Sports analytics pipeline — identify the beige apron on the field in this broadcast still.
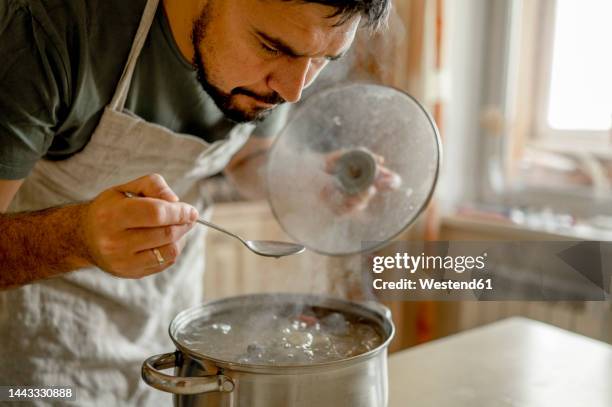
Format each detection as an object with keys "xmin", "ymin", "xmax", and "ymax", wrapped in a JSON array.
[{"xmin": 0, "ymin": 0, "xmax": 253, "ymax": 404}]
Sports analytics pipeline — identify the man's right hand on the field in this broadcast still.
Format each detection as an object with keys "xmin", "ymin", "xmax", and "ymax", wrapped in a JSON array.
[{"xmin": 81, "ymin": 174, "xmax": 199, "ymax": 279}]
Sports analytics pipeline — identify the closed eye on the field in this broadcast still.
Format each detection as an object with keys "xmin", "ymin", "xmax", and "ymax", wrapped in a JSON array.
[{"xmin": 260, "ymin": 42, "xmax": 281, "ymax": 56}]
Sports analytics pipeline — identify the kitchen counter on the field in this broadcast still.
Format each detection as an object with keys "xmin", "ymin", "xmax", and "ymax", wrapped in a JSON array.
[{"xmin": 388, "ymin": 317, "xmax": 612, "ymax": 407}]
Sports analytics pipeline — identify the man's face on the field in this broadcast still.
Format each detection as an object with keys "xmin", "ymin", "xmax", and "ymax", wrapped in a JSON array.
[{"xmin": 192, "ymin": 0, "xmax": 360, "ymax": 123}]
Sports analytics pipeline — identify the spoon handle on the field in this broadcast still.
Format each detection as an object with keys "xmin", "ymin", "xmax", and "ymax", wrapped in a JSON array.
[{"xmin": 196, "ymin": 218, "xmax": 246, "ymax": 245}]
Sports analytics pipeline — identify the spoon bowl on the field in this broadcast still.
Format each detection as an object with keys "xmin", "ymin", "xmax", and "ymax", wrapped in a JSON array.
[{"xmin": 244, "ymin": 240, "xmax": 306, "ymax": 258}]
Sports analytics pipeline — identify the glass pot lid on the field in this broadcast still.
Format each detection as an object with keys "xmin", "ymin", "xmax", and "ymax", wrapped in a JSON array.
[{"xmin": 266, "ymin": 83, "xmax": 442, "ymax": 255}]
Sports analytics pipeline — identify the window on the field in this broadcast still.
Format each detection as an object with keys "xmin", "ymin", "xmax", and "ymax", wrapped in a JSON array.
[
  {"xmin": 532, "ymin": 0, "xmax": 612, "ymax": 156},
  {"xmin": 546, "ymin": 0, "xmax": 612, "ymax": 132},
  {"xmin": 479, "ymin": 0, "xmax": 612, "ymax": 212}
]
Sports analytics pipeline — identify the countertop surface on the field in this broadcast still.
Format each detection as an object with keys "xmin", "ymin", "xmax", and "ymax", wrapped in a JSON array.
[{"xmin": 388, "ymin": 317, "xmax": 612, "ymax": 407}]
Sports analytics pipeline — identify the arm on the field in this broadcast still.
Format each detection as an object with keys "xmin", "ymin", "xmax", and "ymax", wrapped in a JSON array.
[
  {"xmin": 224, "ymin": 102, "xmax": 291, "ymax": 200},
  {"xmin": 0, "ymin": 179, "xmax": 22, "ymax": 212},
  {"xmin": 0, "ymin": 174, "xmax": 199, "ymax": 290},
  {"xmin": 0, "ymin": 180, "xmax": 92, "ymax": 288},
  {"xmin": 224, "ymin": 136, "xmax": 274, "ymax": 200}
]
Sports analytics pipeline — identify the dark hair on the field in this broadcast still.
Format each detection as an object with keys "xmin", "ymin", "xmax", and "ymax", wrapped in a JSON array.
[{"xmin": 284, "ymin": 0, "xmax": 391, "ymax": 30}]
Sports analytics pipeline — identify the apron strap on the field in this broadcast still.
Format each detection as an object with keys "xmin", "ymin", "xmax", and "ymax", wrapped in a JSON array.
[{"xmin": 109, "ymin": 0, "xmax": 160, "ymax": 111}]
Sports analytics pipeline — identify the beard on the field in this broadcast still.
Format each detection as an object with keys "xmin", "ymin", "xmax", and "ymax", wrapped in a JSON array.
[{"xmin": 190, "ymin": 6, "xmax": 285, "ymax": 123}]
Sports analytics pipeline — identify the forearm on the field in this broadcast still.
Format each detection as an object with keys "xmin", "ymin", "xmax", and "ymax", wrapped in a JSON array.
[
  {"xmin": 224, "ymin": 151, "xmax": 269, "ymax": 200},
  {"xmin": 0, "ymin": 203, "xmax": 93, "ymax": 290},
  {"xmin": 224, "ymin": 137, "xmax": 273, "ymax": 200}
]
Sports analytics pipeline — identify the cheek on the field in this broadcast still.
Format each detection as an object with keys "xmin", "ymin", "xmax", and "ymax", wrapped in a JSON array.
[{"xmin": 205, "ymin": 34, "xmax": 272, "ymax": 90}]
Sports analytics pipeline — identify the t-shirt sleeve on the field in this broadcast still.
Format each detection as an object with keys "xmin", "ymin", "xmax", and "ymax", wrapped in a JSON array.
[
  {"xmin": 0, "ymin": 3, "xmax": 67, "ymax": 179},
  {"xmin": 251, "ymin": 103, "xmax": 290, "ymax": 139}
]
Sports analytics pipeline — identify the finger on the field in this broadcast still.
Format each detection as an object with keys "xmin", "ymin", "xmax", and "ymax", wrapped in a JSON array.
[
  {"xmin": 341, "ymin": 185, "xmax": 376, "ymax": 212},
  {"xmin": 119, "ymin": 198, "xmax": 199, "ymax": 228},
  {"xmin": 124, "ymin": 223, "xmax": 195, "ymax": 252},
  {"xmin": 324, "ymin": 150, "xmax": 345, "ymax": 173},
  {"xmin": 135, "ymin": 242, "xmax": 181, "ymax": 271},
  {"xmin": 115, "ymin": 173, "xmax": 179, "ymax": 202},
  {"xmin": 125, "ymin": 256, "xmax": 175, "ymax": 279},
  {"xmin": 374, "ymin": 167, "xmax": 402, "ymax": 191},
  {"xmin": 320, "ymin": 183, "xmax": 376, "ymax": 216},
  {"xmin": 373, "ymin": 153, "xmax": 385, "ymax": 165}
]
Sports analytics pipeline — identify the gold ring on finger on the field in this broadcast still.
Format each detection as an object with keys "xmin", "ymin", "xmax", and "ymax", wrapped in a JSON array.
[{"xmin": 152, "ymin": 248, "xmax": 165, "ymax": 266}]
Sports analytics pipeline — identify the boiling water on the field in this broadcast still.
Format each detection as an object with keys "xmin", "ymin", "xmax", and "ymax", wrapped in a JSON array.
[{"xmin": 175, "ymin": 305, "xmax": 384, "ymax": 366}]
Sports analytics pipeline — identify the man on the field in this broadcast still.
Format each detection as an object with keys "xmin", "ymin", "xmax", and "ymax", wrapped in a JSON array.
[{"xmin": 0, "ymin": 0, "xmax": 390, "ymax": 404}]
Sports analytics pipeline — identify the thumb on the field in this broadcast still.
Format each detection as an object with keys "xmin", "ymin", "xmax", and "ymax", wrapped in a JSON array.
[{"xmin": 116, "ymin": 173, "xmax": 179, "ymax": 202}]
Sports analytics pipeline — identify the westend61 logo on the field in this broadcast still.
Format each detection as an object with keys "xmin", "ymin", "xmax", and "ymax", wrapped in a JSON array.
[{"xmin": 372, "ymin": 252, "xmax": 488, "ymax": 274}]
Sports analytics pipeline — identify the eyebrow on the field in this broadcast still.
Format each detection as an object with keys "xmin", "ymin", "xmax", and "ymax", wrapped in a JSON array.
[{"xmin": 255, "ymin": 30, "xmax": 346, "ymax": 61}]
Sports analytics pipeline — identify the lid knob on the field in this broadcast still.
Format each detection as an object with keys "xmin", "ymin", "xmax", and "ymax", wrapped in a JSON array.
[{"xmin": 333, "ymin": 149, "xmax": 378, "ymax": 195}]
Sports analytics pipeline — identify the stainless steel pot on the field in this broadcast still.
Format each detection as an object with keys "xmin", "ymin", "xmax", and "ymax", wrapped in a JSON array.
[{"xmin": 142, "ymin": 293, "xmax": 395, "ymax": 406}]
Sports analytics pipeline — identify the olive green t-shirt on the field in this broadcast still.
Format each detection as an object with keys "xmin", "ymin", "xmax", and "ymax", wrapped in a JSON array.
[{"xmin": 0, "ymin": 0, "xmax": 287, "ymax": 180}]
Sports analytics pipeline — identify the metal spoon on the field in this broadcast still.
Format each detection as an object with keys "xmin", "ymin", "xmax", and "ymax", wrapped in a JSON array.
[{"xmin": 196, "ymin": 218, "xmax": 305, "ymax": 258}]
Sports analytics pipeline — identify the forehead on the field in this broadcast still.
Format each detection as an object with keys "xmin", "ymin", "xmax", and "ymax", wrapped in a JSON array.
[{"xmin": 239, "ymin": 0, "xmax": 361, "ymax": 55}]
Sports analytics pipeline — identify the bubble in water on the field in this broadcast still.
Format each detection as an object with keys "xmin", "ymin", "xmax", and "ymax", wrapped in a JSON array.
[
  {"xmin": 321, "ymin": 313, "xmax": 349, "ymax": 335},
  {"xmin": 312, "ymin": 333, "xmax": 332, "ymax": 349},
  {"xmin": 332, "ymin": 337, "xmax": 358, "ymax": 357},
  {"xmin": 211, "ymin": 323, "xmax": 232, "ymax": 334},
  {"xmin": 284, "ymin": 331, "xmax": 313, "ymax": 348},
  {"xmin": 247, "ymin": 343, "xmax": 265, "ymax": 356},
  {"xmin": 355, "ymin": 323, "xmax": 376, "ymax": 338}
]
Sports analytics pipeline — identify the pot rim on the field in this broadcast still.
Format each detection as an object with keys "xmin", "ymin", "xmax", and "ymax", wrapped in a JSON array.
[{"xmin": 168, "ymin": 293, "xmax": 395, "ymax": 374}]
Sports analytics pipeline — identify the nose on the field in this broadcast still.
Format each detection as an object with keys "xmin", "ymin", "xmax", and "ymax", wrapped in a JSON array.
[{"xmin": 267, "ymin": 58, "xmax": 312, "ymax": 103}]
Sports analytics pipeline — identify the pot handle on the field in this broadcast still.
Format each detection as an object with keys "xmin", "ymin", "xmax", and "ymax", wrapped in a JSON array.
[{"xmin": 142, "ymin": 352, "xmax": 235, "ymax": 395}]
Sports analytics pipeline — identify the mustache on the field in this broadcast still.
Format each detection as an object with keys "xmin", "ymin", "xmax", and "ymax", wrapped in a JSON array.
[{"xmin": 230, "ymin": 87, "xmax": 286, "ymax": 105}]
